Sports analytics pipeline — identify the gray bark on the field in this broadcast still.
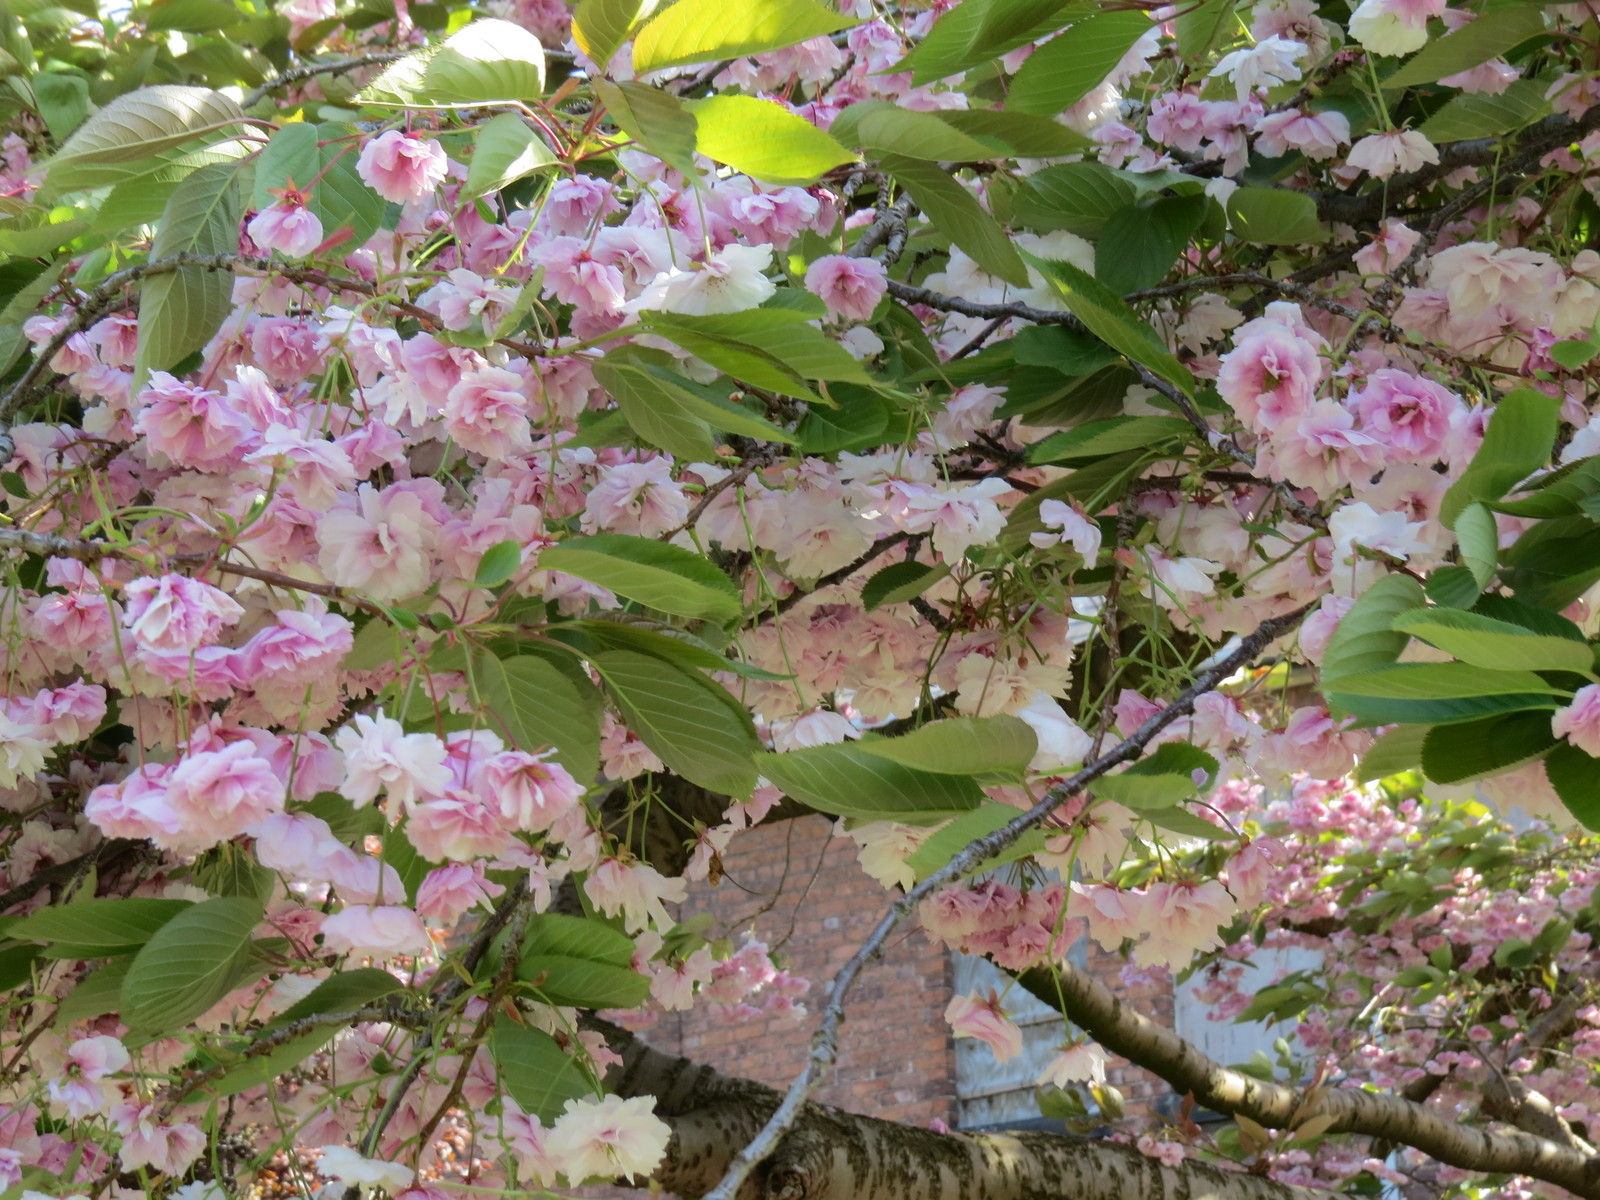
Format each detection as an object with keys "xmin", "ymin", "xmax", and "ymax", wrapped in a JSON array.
[{"xmin": 597, "ymin": 1020, "xmax": 1337, "ymax": 1200}]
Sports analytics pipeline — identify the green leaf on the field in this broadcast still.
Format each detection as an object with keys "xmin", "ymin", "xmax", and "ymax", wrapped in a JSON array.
[
  {"xmin": 1093, "ymin": 742, "xmax": 1219, "ymax": 810},
  {"xmin": 512, "ymin": 916, "xmax": 652, "ymax": 1003},
  {"xmin": 1419, "ymin": 77, "xmax": 1550, "ymax": 143},
  {"xmin": 1547, "ymin": 743, "xmax": 1600, "ymax": 830},
  {"xmin": 32, "ymin": 72, "xmax": 89, "ymax": 140},
  {"xmin": 474, "ymin": 653, "xmax": 603, "ymax": 784},
  {"xmin": 1225, "ymin": 188, "xmax": 1327, "ymax": 245},
  {"xmin": 120, "ymin": 896, "xmax": 262, "ymax": 1031},
  {"xmin": 146, "ymin": 0, "xmax": 243, "ymax": 30},
  {"xmin": 522, "ymin": 913, "xmax": 635, "ymax": 965},
  {"xmin": 1142, "ymin": 805, "xmax": 1234, "ymax": 841},
  {"xmin": 1492, "ymin": 456, "xmax": 1600, "ymax": 519},
  {"xmin": 1421, "ymin": 710, "xmax": 1556, "ymax": 785},
  {"xmin": 1174, "ymin": 0, "xmax": 1239, "ymax": 60},
  {"xmin": 1018, "ymin": 253, "xmax": 1193, "ymax": 394},
  {"xmin": 938, "ymin": 109, "xmax": 1091, "ymax": 158},
  {"xmin": 1011, "ymin": 324, "xmax": 1121, "ymax": 375},
  {"xmin": 312, "ymin": 131, "xmax": 389, "ymax": 248},
  {"xmin": 574, "ymin": 0, "xmax": 650, "ymax": 69},
  {"xmin": 1007, "ymin": 11, "xmax": 1153, "ymax": 116},
  {"xmin": 570, "ymin": 616, "xmax": 793, "ymax": 680},
  {"xmin": 1014, "ymin": 161, "xmax": 1137, "ymax": 237},
  {"xmin": 632, "ymin": 0, "xmax": 854, "ymax": 73},
  {"xmin": 422, "ymin": 19, "xmax": 546, "ymax": 104},
  {"xmin": 685, "ymin": 94, "xmax": 855, "ymax": 186},
  {"xmin": 465, "ymin": 111, "xmax": 557, "ymax": 199},
  {"xmin": 854, "ymin": 716, "xmax": 1037, "ymax": 778},
  {"xmin": 251, "ymin": 121, "xmax": 319, "ymax": 210},
  {"xmin": 904, "ymin": 801, "xmax": 1022, "ymax": 878},
  {"xmin": 264, "ymin": 967, "xmax": 407, "ymax": 1032},
  {"xmin": 192, "ymin": 843, "xmax": 276, "ymax": 904},
  {"xmin": 882, "ymin": 153, "xmax": 1030, "ymax": 287},
  {"xmin": 1325, "ymin": 690, "xmax": 1562, "ymax": 728},
  {"xmin": 757, "ymin": 743, "xmax": 985, "ymax": 823},
  {"xmin": 44, "ymin": 84, "xmax": 244, "ymax": 179},
  {"xmin": 10, "ymin": 898, "xmax": 192, "ymax": 956},
  {"xmin": 1426, "ymin": 564, "xmax": 1481, "ymax": 609},
  {"xmin": 594, "ymin": 80, "xmax": 698, "ymax": 177},
  {"xmin": 55, "ymin": 960, "xmax": 132, "ymax": 1025},
  {"xmin": 1355, "ymin": 725, "xmax": 1428, "ymax": 782},
  {"xmin": 1384, "ymin": 7, "xmax": 1546, "ymax": 88},
  {"xmin": 895, "ymin": 0, "xmax": 1080, "ymax": 84},
  {"xmin": 1027, "ymin": 416, "xmax": 1192, "ymax": 464},
  {"xmin": 1441, "ymin": 388, "xmax": 1561, "ymax": 527},
  {"xmin": 1550, "ymin": 339, "xmax": 1599, "ymax": 370},
  {"xmin": 1456, "ymin": 501, "xmax": 1499, "ymax": 590},
  {"xmin": 1320, "ymin": 573, "xmax": 1427, "ymax": 684},
  {"xmin": 794, "ymin": 383, "xmax": 891, "ymax": 450},
  {"xmin": 833, "ymin": 102, "xmax": 998, "ymax": 162},
  {"xmin": 1391, "ymin": 607, "xmax": 1595, "ymax": 673},
  {"xmin": 474, "ymin": 539, "xmax": 524, "ymax": 588},
  {"xmin": 517, "ymin": 950, "xmax": 650, "ymax": 1008},
  {"xmin": 492, "ymin": 1017, "xmax": 598, "ymax": 1122},
  {"xmin": 593, "ymin": 650, "xmax": 761, "ymax": 796},
  {"xmin": 1500, "ymin": 515, "xmax": 1600, "ymax": 611},
  {"xmin": 0, "ymin": 258, "xmax": 68, "ymax": 376},
  {"xmin": 593, "ymin": 360, "xmax": 718, "ymax": 461},
  {"xmin": 1095, "ymin": 194, "xmax": 1207, "ymax": 294},
  {"xmin": 1323, "ymin": 662, "xmax": 1569, "ymax": 700},
  {"xmin": 134, "ymin": 157, "xmax": 245, "ymax": 385},
  {"xmin": 642, "ymin": 317, "xmax": 865, "ymax": 388},
  {"xmin": 861, "ymin": 560, "xmax": 948, "ymax": 610},
  {"xmin": 539, "ymin": 534, "xmax": 741, "ymax": 622}
]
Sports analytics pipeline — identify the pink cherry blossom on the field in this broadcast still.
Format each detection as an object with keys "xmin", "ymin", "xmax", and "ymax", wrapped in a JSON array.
[
  {"xmin": 319, "ymin": 904, "xmax": 433, "ymax": 959},
  {"xmin": 585, "ymin": 857, "xmax": 689, "ymax": 932},
  {"xmin": 162, "ymin": 741, "xmax": 286, "ymax": 852},
  {"xmin": 944, "ymin": 990, "xmax": 1024, "ymax": 1062},
  {"xmin": 479, "ymin": 750, "xmax": 583, "ymax": 832},
  {"xmin": 248, "ymin": 199, "xmax": 324, "ymax": 258},
  {"xmin": 415, "ymin": 862, "xmax": 505, "ymax": 925},
  {"xmin": 442, "ymin": 367, "xmax": 534, "ymax": 460},
  {"xmin": 111, "ymin": 1103, "xmax": 206, "ymax": 1175},
  {"xmin": 581, "ymin": 458, "xmax": 690, "ymax": 537},
  {"xmin": 1347, "ymin": 129, "xmax": 1440, "ymax": 179},
  {"xmin": 804, "ymin": 255, "xmax": 888, "ymax": 323},
  {"xmin": 121, "ymin": 574, "xmax": 245, "ymax": 652},
  {"xmin": 1216, "ymin": 321, "xmax": 1323, "ymax": 432},
  {"xmin": 133, "ymin": 372, "xmax": 256, "ymax": 467},
  {"xmin": 545, "ymin": 1094, "xmax": 671, "ymax": 1183},
  {"xmin": 356, "ymin": 131, "xmax": 449, "ymax": 204},
  {"xmin": 334, "ymin": 712, "xmax": 452, "ymax": 811},
  {"xmin": 316, "ymin": 482, "xmax": 441, "ymax": 602},
  {"xmin": 1553, "ymin": 685, "xmax": 1600, "ymax": 757}
]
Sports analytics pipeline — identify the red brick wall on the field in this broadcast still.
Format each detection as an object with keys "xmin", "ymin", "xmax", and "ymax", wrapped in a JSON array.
[
  {"xmin": 566, "ymin": 813, "xmax": 1185, "ymax": 1197},
  {"xmin": 647, "ymin": 813, "xmax": 960, "ymax": 1128}
]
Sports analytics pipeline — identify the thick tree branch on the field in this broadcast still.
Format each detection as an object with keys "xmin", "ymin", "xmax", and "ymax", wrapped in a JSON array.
[
  {"xmin": 597, "ymin": 1018, "xmax": 1336, "ymax": 1200},
  {"xmin": 1013, "ymin": 958, "xmax": 1600, "ymax": 1199},
  {"xmin": 703, "ymin": 602, "xmax": 1315, "ymax": 1200}
]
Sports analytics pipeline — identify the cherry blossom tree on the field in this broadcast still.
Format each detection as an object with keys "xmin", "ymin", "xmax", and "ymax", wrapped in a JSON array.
[{"xmin": 2, "ymin": 0, "xmax": 1600, "ymax": 1197}]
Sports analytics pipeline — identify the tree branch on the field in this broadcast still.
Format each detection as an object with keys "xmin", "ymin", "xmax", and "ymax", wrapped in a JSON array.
[
  {"xmin": 1310, "ymin": 105, "xmax": 1600, "ymax": 227},
  {"xmin": 242, "ymin": 52, "xmax": 410, "ymax": 107},
  {"xmin": 597, "ymin": 1018, "xmax": 1338, "ymax": 1200},
  {"xmin": 1012, "ymin": 958, "xmax": 1600, "ymax": 1199},
  {"xmin": 702, "ymin": 601, "xmax": 1315, "ymax": 1200}
]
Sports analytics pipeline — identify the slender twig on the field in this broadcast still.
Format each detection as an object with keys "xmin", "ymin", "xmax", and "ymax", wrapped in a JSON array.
[
  {"xmin": 243, "ymin": 52, "xmax": 410, "ymax": 107},
  {"xmin": 700, "ymin": 600, "xmax": 1316, "ymax": 1200}
]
